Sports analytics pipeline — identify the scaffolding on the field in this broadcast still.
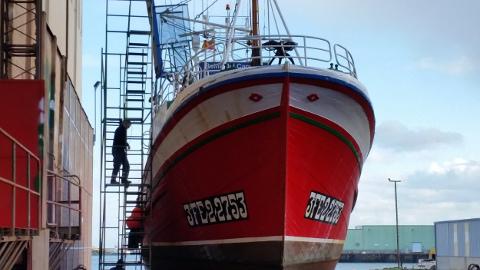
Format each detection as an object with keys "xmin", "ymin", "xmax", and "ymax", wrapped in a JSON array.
[
  {"xmin": 0, "ymin": 0, "xmax": 41, "ymax": 79},
  {"xmin": 98, "ymin": 0, "xmax": 153, "ymax": 269}
]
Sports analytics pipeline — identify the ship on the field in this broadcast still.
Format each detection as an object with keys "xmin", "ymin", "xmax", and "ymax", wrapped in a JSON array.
[{"xmin": 140, "ymin": 1, "xmax": 375, "ymax": 269}]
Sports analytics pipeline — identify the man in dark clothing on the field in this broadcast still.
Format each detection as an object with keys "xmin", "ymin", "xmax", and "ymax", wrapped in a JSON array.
[{"xmin": 111, "ymin": 119, "xmax": 132, "ymax": 185}]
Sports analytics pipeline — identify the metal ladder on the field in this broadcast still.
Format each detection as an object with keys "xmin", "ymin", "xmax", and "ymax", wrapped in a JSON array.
[{"xmin": 98, "ymin": 0, "xmax": 153, "ymax": 269}]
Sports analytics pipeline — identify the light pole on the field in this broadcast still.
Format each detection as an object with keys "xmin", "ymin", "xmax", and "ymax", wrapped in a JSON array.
[
  {"xmin": 388, "ymin": 178, "xmax": 402, "ymax": 269},
  {"xmin": 93, "ymin": 81, "xmax": 101, "ymax": 144}
]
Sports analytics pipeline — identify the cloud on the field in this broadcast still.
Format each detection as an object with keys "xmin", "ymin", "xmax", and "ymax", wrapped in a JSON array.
[
  {"xmin": 428, "ymin": 158, "xmax": 480, "ymax": 176},
  {"xmin": 375, "ymin": 121, "xmax": 463, "ymax": 152},
  {"xmin": 400, "ymin": 159, "xmax": 480, "ymax": 221},
  {"xmin": 350, "ymin": 158, "xmax": 480, "ymax": 226},
  {"xmin": 415, "ymin": 56, "xmax": 475, "ymax": 76},
  {"xmin": 283, "ymin": 1, "xmax": 480, "ymax": 75}
]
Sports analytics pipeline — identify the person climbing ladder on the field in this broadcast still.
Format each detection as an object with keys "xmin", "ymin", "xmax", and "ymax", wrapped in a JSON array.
[{"xmin": 111, "ymin": 119, "xmax": 132, "ymax": 186}]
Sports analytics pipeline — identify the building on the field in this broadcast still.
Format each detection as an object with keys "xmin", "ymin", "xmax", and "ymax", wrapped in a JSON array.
[
  {"xmin": 0, "ymin": 1, "xmax": 92, "ymax": 270},
  {"xmin": 435, "ymin": 218, "xmax": 480, "ymax": 270},
  {"xmin": 341, "ymin": 225, "xmax": 435, "ymax": 262}
]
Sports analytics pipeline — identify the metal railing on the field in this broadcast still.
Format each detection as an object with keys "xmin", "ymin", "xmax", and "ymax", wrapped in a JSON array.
[
  {"xmin": 0, "ymin": 127, "xmax": 41, "ymax": 237},
  {"xmin": 46, "ymin": 170, "xmax": 82, "ymax": 240},
  {"xmin": 334, "ymin": 43, "xmax": 357, "ymax": 78},
  {"xmin": 156, "ymin": 34, "xmax": 358, "ymax": 108},
  {"xmin": 230, "ymin": 35, "xmax": 333, "ymax": 68}
]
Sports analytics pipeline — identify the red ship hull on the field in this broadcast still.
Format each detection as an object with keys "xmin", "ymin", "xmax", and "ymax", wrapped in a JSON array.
[{"xmin": 143, "ymin": 67, "xmax": 375, "ymax": 269}]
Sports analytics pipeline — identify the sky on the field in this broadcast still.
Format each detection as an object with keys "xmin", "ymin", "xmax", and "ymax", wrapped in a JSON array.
[{"xmin": 82, "ymin": 0, "xmax": 480, "ymax": 246}]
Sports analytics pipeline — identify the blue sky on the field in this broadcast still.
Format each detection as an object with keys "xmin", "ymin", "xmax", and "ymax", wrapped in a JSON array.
[{"xmin": 82, "ymin": 0, "xmax": 480, "ymax": 246}]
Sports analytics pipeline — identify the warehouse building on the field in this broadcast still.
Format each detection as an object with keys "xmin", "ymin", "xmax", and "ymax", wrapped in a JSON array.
[
  {"xmin": 435, "ymin": 218, "xmax": 480, "ymax": 270},
  {"xmin": 341, "ymin": 225, "xmax": 435, "ymax": 262}
]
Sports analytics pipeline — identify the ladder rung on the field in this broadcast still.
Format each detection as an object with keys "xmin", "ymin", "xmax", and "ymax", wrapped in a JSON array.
[
  {"xmin": 126, "ymin": 192, "xmax": 148, "ymax": 195},
  {"xmin": 106, "ymin": 138, "xmax": 142, "ymax": 142},
  {"xmin": 125, "ymin": 252, "xmax": 143, "ymax": 255},
  {"xmin": 118, "ymin": 153, "xmax": 144, "ymax": 156},
  {"xmin": 129, "ymin": 42, "xmax": 149, "ymax": 47},
  {"xmin": 102, "ymin": 261, "xmax": 143, "ymax": 266},
  {"xmin": 125, "ymin": 209, "xmax": 147, "ymax": 214},
  {"xmin": 125, "ymin": 67, "xmax": 145, "ymax": 71},
  {"xmin": 104, "ymin": 118, "xmax": 122, "ymax": 123},
  {"xmin": 105, "ymin": 160, "xmax": 145, "ymax": 164},
  {"xmin": 127, "ymin": 184, "xmax": 151, "ymax": 188},
  {"xmin": 100, "ymin": 190, "xmax": 129, "ymax": 194},
  {"xmin": 105, "ymin": 183, "xmax": 129, "ymax": 187},
  {"xmin": 119, "ymin": 228, "xmax": 147, "ymax": 232},
  {"xmin": 127, "ymin": 52, "xmax": 148, "ymax": 56},
  {"xmin": 104, "ymin": 117, "xmax": 143, "ymax": 124},
  {"xmin": 128, "ymin": 61, "xmax": 147, "ymax": 65},
  {"xmin": 124, "ymin": 107, "xmax": 144, "ymax": 111},
  {"xmin": 128, "ymin": 136, "xmax": 146, "ymax": 139},
  {"xmin": 126, "ymin": 89, "xmax": 144, "ymax": 94},
  {"xmin": 125, "ymin": 92, "xmax": 145, "ymax": 96},
  {"xmin": 126, "ymin": 200, "xmax": 148, "ymax": 204},
  {"xmin": 127, "ymin": 71, "xmax": 147, "ymax": 75},
  {"xmin": 127, "ymin": 117, "xmax": 144, "ymax": 123},
  {"xmin": 105, "ymin": 169, "xmax": 146, "ymax": 172},
  {"xmin": 128, "ymin": 30, "xmax": 150, "ymax": 35},
  {"xmin": 122, "ymin": 79, "xmax": 147, "ymax": 83}
]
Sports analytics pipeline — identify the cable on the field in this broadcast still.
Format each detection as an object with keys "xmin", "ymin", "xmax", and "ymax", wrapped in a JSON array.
[
  {"xmin": 195, "ymin": 0, "xmax": 219, "ymax": 20},
  {"xmin": 269, "ymin": 0, "xmax": 280, "ymax": 35}
]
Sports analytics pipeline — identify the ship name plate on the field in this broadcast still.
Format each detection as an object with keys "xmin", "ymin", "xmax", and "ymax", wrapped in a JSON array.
[
  {"xmin": 304, "ymin": 191, "xmax": 344, "ymax": 225},
  {"xmin": 183, "ymin": 191, "xmax": 248, "ymax": 227}
]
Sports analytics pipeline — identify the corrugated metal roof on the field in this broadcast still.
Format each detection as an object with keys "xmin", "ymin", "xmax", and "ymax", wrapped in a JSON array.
[{"xmin": 435, "ymin": 217, "xmax": 480, "ymax": 225}]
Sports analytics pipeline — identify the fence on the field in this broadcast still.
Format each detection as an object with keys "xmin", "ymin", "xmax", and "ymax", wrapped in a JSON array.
[
  {"xmin": 0, "ymin": 127, "xmax": 41, "ymax": 236},
  {"xmin": 46, "ymin": 170, "xmax": 82, "ymax": 240}
]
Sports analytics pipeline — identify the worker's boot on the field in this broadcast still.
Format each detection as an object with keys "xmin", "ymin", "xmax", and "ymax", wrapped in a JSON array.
[
  {"xmin": 121, "ymin": 173, "xmax": 131, "ymax": 186},
  {"xmin": 110, "ymin": 174, "xmax": 120, "ymax": 185}
]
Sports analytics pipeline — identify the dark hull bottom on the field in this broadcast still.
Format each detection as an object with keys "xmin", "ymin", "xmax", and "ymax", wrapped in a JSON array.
[
  {"xmin": 145, "ymin": 260, "xmax": 338, "ymax": 270},
  {"xmin": 144, "ymin": 241, "xmax": 342, "ymax": 270}
]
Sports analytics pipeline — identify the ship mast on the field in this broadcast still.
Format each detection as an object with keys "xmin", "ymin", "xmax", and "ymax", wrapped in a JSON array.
[{"xmin": 251, "ymin": 0, "xmax": 261, "ymax": 66}]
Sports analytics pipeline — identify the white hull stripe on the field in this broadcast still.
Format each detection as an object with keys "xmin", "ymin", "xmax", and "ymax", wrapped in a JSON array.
[
  {"xmin": 152, "ymin": 85, "xmax": 371, "ymax": 185},
  {"xmin": 284, "ymin": 236, "xmax": 344, "ymax": 244},
  {"xmin": 150, "ymin": 236, "xmax": 344, "ymax": 246},
  {"xmin": 290, "ymin": 83, "xmax": 371, "ymax": 158},
  {"xmin": 151, "ymin": 84, "xmax": 282, "ymax": 181}
]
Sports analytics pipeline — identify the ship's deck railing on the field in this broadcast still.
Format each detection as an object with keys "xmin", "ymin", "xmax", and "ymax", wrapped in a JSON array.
[
  {"xmin": 46, "ymin": 171, "xmax": 82, "ymax": 240},
  {"xmin": 0, "ymin": 127, "xmax": 41, "ymax": 238},
  {"xmin": 156, "ymin": 34, "xmax": 357, "ymax": 107}
]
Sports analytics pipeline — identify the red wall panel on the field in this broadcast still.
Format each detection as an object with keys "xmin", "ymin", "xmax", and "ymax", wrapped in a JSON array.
[{"xmin": 0, "ymin": 80, "xmax": 44, "ymax": 229}]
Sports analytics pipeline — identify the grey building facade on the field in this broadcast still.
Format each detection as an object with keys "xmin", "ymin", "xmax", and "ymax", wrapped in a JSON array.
[{"xmin": 435, "ymin": 218, "xmax": 480, "ymax": 270}]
